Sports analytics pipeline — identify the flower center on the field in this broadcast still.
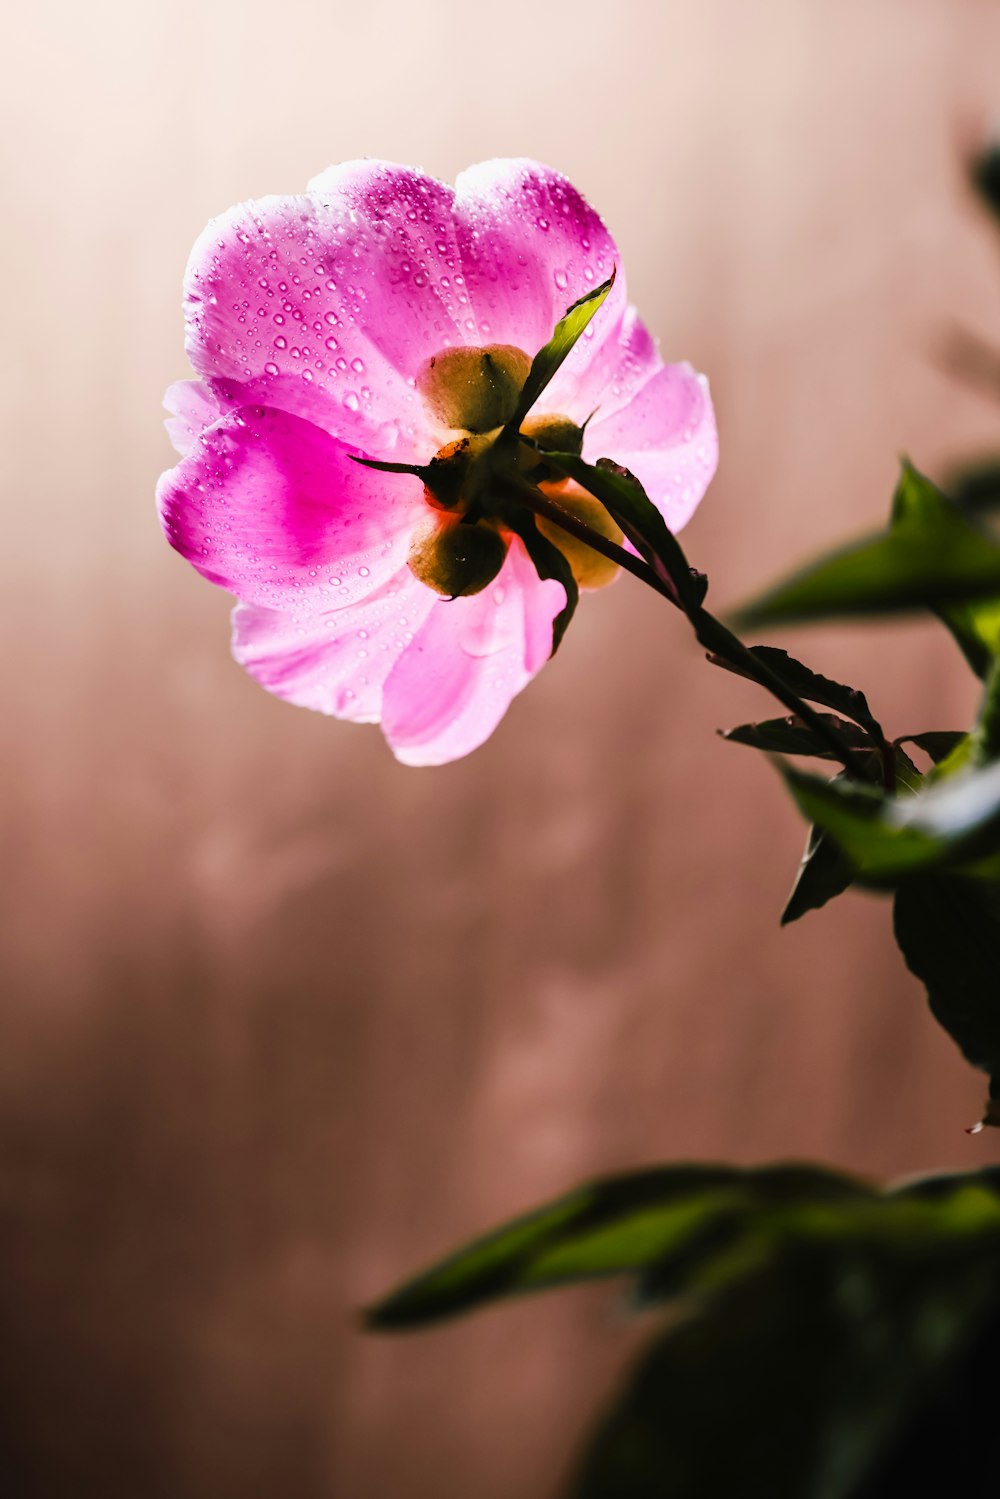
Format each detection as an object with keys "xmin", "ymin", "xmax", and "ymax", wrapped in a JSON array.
[{"xmin": 407, "ymin": 342, "xmax": 621, "ymax": 597}]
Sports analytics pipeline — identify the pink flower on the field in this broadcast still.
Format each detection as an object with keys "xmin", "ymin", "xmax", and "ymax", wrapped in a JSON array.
[{"xmin": 157, "ymin": 160, "xmax": 717, "ymax": 765}]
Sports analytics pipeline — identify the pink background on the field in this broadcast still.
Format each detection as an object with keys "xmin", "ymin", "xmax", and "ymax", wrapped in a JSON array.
[{"xmin": 4, "ymin": 1, "xmax": 1000, "ymax": 1494}]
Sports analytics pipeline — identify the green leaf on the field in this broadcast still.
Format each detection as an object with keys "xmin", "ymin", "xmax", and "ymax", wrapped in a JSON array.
[
  {"xmin": 782, "ymin": 758, "xmax": 1000, "ymax": 882},
  {"xmin": 365, "ymin": 1163, "xmax": 871, "ymax": 1329},
  {"xmin": 510, "ymin": 272, "xmax": 616, "ymax": 429},
  {"xmin": 949, "ymin": 459, "xmax": 1000, "ymax": 514},
  {"xmin": 571, "ymin": 1227, "xmax": 1000, "ymax": 1499},
  {"xmin": 721, "ymin": 714, "xmax": 873, "ymax": 759},
  {"xmin": 894, "ymin": 874, "xmax": 1000, "ymax": 1087},
  {"xmin": 970, "ymin": 656, "xmax": 1000, "ymax": 766},
  {"xmin": 780, "ymin": 748, "xmax": 921, "ymax": 924},
  {"xmin": 735, "ymin": 462, "xmax": 1000, "ymax": 631},
  {"xmin": 537, "ymin": 450, "xmax": 702, "ymax": 607},
  {"xmin": 505, "ymin": 511, "xmax": 578, "ymax": 654},
  {"xmin": 709, "ymin": 646, "xmax": 883, "ymax": 740},
  {"xmin": 972, "ymin": 144, "xmax": 1000, "ymax": 223},
  {"xmin": 895, "ymin": 464, "xmax": 1000, "ymax": 675},
  {"xmin": 896, "ymin": 731, "xmax": 969, "ymax": 767},
  {"xmin": 782, "ymin": 820, "xmax": 856, "ymax": 925},
  {"xmin": 369, "ymin": 1160, "xmax": 1000, "ymax": 1497}
]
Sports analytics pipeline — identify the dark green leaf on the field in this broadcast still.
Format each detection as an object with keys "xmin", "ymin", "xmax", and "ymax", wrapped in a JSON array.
[
  {"xmin": 779, "ymin": 747, "xmax": 921, "ymax": 924},
  {"xmin": 896, "ymin": 731, "xmax": 969, "ymax": 766},
  {"xmin": 782, "ymin": 758, "xmax": 1000, "ymax": 882},
  {"xmin": 735, "ymin": 462, "xmax": 1000, "ymax": 630},
  {"xmin": 894, "ymin": 874, "xmax": 1000, "ymax": 1084},
  {"xmin": 538, "ymin": 450, "xmax": 700, "ymax": 607},
  {"xmin": 505, "ymin": 511, "xmax": 578, "ymax": 654},
  {"xmin": 721, "ymin": 714, "xmax": 872, "ymax": 759},
  {"xmin": 782, "ymin": 823, "xmax": 856, "ymax": 925},
  {"xmin": 510, "ymin": 273, "xmax": 616, "ymax": 428},
  {"xmin": 971, "ymin": 657, "xmax": 1000, "ymax": 766},
  {"xmin": 949, "ymin": 459, "xmax": 1000, "ymax": 514},
  {"xmin": 571, "ymin": 1230, "xmax": 1000, "ymax": 1499},
  {"xmin": 709, "ymin": 646, "xmax": 882, "ymax": 739},
  {"xmin": 366, "ymin": 1164, "xmax": 871, "ymax": 1329},
  {"xmin": 971, "ymin": 144, "xmax": 1000, "ymax": 223}
]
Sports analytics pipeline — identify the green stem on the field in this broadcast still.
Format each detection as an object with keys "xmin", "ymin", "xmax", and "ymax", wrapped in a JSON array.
[
  {"xmin": 507, "ymin": 482, "xmax": 679, "ymax": 603},
  {"xmin": 525, "ymin": 482, "xmax": 872, "ymax": 780}
]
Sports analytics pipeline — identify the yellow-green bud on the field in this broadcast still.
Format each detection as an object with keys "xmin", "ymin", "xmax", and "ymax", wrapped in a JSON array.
[
  {"xmin": 418, "ymin": 344, "xmax": 532, "ymax": 433},
  {"xmin": 408, "ymin": 515, "xmax": 509, "ymax": 596},
  {"xmin": 519, "ymin": 412, "xmax": 584, "ymax": 456},
  {"xmin": 536, "ymin": 485, "xmax": 624, "ymax": 590}
]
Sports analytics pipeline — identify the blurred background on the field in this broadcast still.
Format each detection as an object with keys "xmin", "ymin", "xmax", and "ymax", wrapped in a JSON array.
[{"xmin": 4, "ymin": 0, "xmax": 1000, "ymax": 1494}]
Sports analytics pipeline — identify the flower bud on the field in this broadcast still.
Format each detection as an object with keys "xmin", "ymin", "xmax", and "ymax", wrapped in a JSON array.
[
  {"xmin": 519, "ymin": 412, "xmax": 584, "ymax": 456},
  {"xmin": 408, "ymin": 514, "xmax": 509, "ymax": 596},
  {"xmin": 418, "ymin": 344, "xmax": 532, "ymax": 433},
  {"xmin": 536, "ymin": 484, "xmax": 624, "ymax": 590}
]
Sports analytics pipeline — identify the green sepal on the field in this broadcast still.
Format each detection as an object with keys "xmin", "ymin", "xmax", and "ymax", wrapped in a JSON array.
[
  {"xmin": 510, "ymin": 271, "xmax": 616, "ymax": 429},
  {"xmin": 537, "ymin": 450, "xmax": 703, "ymax": 607},
  {"xmin": 505, "ymin": 509, "xmax": 578, "ymax": 655}
]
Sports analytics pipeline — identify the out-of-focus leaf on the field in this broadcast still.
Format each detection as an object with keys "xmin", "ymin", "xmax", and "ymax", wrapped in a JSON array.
[
  {"xmin": 782, "ymin": 759, "xmax": 1000, "ymax": 882},
  {"xmin": 370, "ymin": 1162, "xmax": 1000, "ymax": 1496},
  {"xmin": 709, "ymin": 646, "xmax": 882, "ymax": 740},
  {"xmin": 720, "ymin": 714, "xmax": 872, "ymax": 759},
  {"xmin": 571, "ymin": 1223, "xmax": 1000, "ymax": 1499},
  {"xmin": 510, "ymin": 273, "xmax": 616, "ymax": 428},
  {"xmin": 949, "ymin": 459, "xmax": 1000, "ymax": 514},
  {"xmin": 970, "ymin": 657, "xmax": 1000, "ymax": 766},
  {"xmin": 366, "ymin": 1164, "xmax": 871, "ymax": 1329},
  {"xmin": 735, "ymin": 462, "xmax": 1000, "ymax": 631},
  {"xmin": 894, "ymin": 874, "xmax": 1000, "ymax": 1093},
  {"xmin": 971, "ymin": 144, "xmax": 1000, "ymax": 223}
]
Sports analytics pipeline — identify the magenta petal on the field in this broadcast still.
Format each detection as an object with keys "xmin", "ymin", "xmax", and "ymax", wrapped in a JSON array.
[
  {"xmin": 232, "ymin": 566, "xmax": 435, "ymax": 723},
  {"xmin": 381, "ymin": 540, "xmax": 565, "ymax": 766},
  {"xmin": 156, "ymin": 406, "xmax": 424, "ymax": 611},
  {"xmin": 454, "ymin": 160, "xmax": 627, "ymax": 399},
  {"xmin": 183, "ymin": 163, "xmax": 478, "ymax": 450},
  {"xmin": 585, "ymin": 362, "xmax": 718, "ymax": 533}
]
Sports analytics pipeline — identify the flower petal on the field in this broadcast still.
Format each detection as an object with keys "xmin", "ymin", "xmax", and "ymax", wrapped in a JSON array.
[
  {"xmin": 231, "ymin": 566, "xmax": 435, "ymax": 723},
  {"xmin": 381, "ymin": 538, "xmax": 566, "ymax": 766},
  {"xmin": 164, "ymin": 379, "xmax": 223, "ymax": 455},
  {"xmin": 183, "ymin": 163, "xmax": 479, "ymax": 452},
  {"xmin": 453, "ymin": 159, "xmax": 627, "ymax": 406},
  {"xmin": 156, "ymin": 405, "xmax": 424, "ymax": 611},
  {"xmin": 585, "ymin": 362, "xmax": 719, "ymax": 533}
]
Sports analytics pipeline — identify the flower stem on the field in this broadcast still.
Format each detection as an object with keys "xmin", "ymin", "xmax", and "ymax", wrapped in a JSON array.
[
  {"xmin": 523, "ymin": 480, "xmax": 872, "ymax": 780},
  {"xmin": 509, "ymin": 483, "xmax": 679, "ymax": 603}
]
